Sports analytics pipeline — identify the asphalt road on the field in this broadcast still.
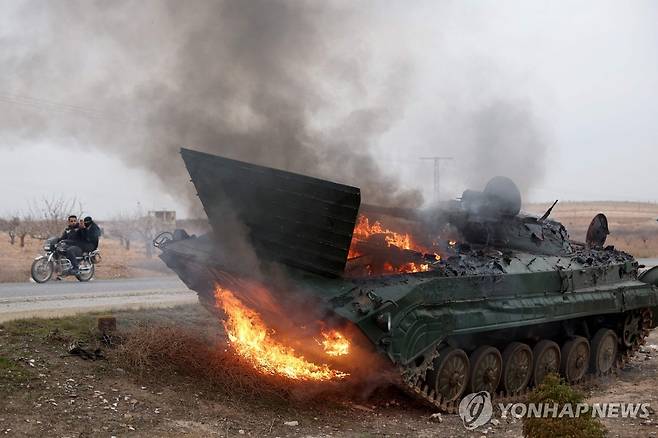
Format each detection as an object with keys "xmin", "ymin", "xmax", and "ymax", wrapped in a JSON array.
[
  {"xmin": 640, "ymin": 258, "xmax": 658, "ymax": 268},
  {"xmin": 0, "ymin": 276, "xmax": 197, "ymax": 322},
  {"xmin": 1, "ymin": 258, "xmax": 655, "ymax": 324}
]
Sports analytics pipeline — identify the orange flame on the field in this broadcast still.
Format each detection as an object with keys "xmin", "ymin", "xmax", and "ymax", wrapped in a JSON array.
[
  {"xmin": 214, "ymin": 287, "xmax": 348, "ymax": 381},
  {"xmin": 407, "ymin": 262, "xmax": 430, "ymax": 273},
  {"xmin": 349, "ymin": 216, "xmax": 425, "ymax": 258},
  {"xmin": 321, "ymin": 330, "xmax": 350, "ymax": 356},
  {"xmin": 383, "ymin": 262, "xmax": 430, "ymax": 273}
]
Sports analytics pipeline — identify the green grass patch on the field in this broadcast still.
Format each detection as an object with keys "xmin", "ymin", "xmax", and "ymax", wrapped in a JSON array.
[
  {"xmin": 1, "ymin": 305, "xmax": 212, "ymax": 343},
  {"xmin": 0, "ymin": 356, "xmax": 32, "ymax": 384},
  {"xmin": 522, "ymin": 373, "xmax": 606, "ymax": 438},
  {"xmin": 3, "ymin": 314, "xmax": 98, "ymax": 342}
]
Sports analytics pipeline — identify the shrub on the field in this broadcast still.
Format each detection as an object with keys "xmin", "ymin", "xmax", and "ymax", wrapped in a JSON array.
[{"xmin": 522, "ymin": 373, "xmax": 605, "ymax": 438}]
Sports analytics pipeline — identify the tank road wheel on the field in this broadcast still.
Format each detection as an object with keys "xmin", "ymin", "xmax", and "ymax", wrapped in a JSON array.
[
  {"xmin": 427, "ymin": 347, "xmax": 470, "ymax": 403},
  {"xmin": 532, "ymin": 340, "xmax": 561, "ymax": 386},
  {"xmin": 641, "ymin": 308, "xmax": 653, "ymax": 337},
  {"xmin": 468, "ymin": 346, "xmax": 502, "ymax": 394},
  {"xmin": 500, "ymin": 342, "xmax": 533, "ymax": 394},
  {"xmin": 560, "ymin": 336, "xmax": 590, "ymax": 383},
  {"xmin": 622, "ymin": 311, "xmax": 642, "ymax": 348},
  {"xmin": 589, "ymin": 329, "xmax": 618, "ymax": 375}
]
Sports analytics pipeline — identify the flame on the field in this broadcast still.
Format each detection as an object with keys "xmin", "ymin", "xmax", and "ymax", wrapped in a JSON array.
[
  {"xmin": 321, "ymin": 330, "xmax": 350, "ymax": 356},
  {"xmin": 382, "ymin": 262, "xmax": 430, "ymax": 274},
  {"xmin": 349, "ymin": 215, "xmax": 424, "ymax": 257},
  {"xmin": 214, "ymin": 287, "xmax": 348, "ymax": 381},
  {"xmin": 410, "ymin": 263, "xmax": 430, "ymax": 272}
]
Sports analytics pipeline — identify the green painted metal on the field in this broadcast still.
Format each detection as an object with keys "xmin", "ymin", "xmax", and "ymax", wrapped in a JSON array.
[
  {"xmin": 325, "ymin": 265, "xmax": 657, "ymax": 365},
  {"xmin": 181, "ymin": 148, "xmax": 360, "ymax": 277},
  {"xmin": 158, "ymin": 150, "xmax": 658, "ymax": 371}
]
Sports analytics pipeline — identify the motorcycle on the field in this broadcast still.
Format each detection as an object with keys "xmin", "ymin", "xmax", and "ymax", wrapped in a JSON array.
[{"xmin": 30, "ymin": 237, "xmax": 101, "ymax": 283}]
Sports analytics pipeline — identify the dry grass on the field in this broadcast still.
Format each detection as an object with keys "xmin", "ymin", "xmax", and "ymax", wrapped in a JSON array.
[
  {"xmin": 113, "ymin": 323, "xmax": 362, "ymax": 407},
  {"xmin": 1, "ymin": 305, "xmax": 368, "ymax": 407},
  {"xmin": 0, "ymin": 232, "xmax": 45, "ymax": 282},
  {"xmin": 115, "ymin": 324, "xmax": 291, "ymax": 400},
  {"xmin": 0, "ymin": 231, "xmax": 170, "ymax": 282},
  {"xmin": 525, "ymin": 201, "xmax": 658, "ymax": 257}
]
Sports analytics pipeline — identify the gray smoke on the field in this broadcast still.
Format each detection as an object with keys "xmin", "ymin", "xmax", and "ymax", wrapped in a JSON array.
[
  {"xmin": 0, "ymin": 0, "xmax": 423, "ymax": 213},
  {"xmin": 382, "ymin": 95, "xmax": 549, "ymax": 204},
  {"xmin": 464, "ymin": 99, "xmax": 547, "ymax": 195},
  {"xmin": 0, "ymin": 1, "xmax": 555, "ymax": 216}
]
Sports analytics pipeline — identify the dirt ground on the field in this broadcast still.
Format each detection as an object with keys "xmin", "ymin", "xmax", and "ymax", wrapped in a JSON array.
[
  {"xmin": 1, "ymin": 304, "xmax": 658, "ymax": 438},
  {"xmin": 0, "ymin": 232, "xmax": 170, "ymax": 283}
]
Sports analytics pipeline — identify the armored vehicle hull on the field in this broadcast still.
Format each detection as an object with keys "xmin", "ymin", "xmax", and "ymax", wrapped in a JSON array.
[{"xmin": 158, "ymin": 148, "xmax": 658, "ymax": 409}]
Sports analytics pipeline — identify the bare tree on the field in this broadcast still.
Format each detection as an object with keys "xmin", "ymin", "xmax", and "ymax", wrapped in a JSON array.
[
  {"xmin": 1, "ymin": 217, "xmax": 20, "ymax": 245},
  {"xmin": 105, "ymin": 208, "xmax": 172, "ymax": 257},
  {"xmin": 103, "ymin": 205, "xmax": 176, "ymax": 258},
  {"xmin": 0, "ymin": 214, "xmax": 35, "ymax": 247},
  {"xmin": 1, "ymin": 197, "xmax": 83, "ymax": 247},
  {"xmin": 27, "ymin": 196, "xmax": 84, "ymax": 240},
  {"xmin": 14, "ymin": 215, "xmax": 33, "ymax": 247},
  {"xmin": 132, "ymin": 213, "xmax": 161, "ymax": 258},
  {"xmin": 106, "ymin": 213, "xmax": 133, "ymax": 250}
]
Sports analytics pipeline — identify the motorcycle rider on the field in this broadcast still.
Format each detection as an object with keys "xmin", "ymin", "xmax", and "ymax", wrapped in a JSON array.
[
  {"xmin": 58, "ymin": 215, "xmax": 83, "ymax": 275},
  {"xmin": 59, "ymin": 215, "xmax": 80, "ymax": 241},
  {"xmin": 60, "ymin": 216, "xmax": 100, "ymax": 276}
]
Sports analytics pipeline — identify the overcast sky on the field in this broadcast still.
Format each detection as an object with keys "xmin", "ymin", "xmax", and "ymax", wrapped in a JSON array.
[{"xmin": 1, "ymin": 0, "xmax": 657, "ymax": 218}]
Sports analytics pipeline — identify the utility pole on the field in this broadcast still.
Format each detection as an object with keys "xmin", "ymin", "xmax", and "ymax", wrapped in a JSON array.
[{"xmin": 420, "ymin": 156, "xmax": 453, "ymax": 203}]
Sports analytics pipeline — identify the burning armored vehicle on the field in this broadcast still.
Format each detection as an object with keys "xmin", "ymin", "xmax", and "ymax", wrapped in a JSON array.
[{"xmin": 156, "ymin": 148, "xmax": 658, "ymax": 410}]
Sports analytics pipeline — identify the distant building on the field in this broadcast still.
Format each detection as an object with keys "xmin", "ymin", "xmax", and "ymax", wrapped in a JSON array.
[{"xmin": 148, "ymin": 210, "xmax": 176, "ymax": 227}]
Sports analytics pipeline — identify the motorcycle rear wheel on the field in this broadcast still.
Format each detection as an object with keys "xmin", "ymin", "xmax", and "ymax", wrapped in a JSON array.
[
  {"xmin": 31, "ymin": 258, "xmax": 54, "ymax": 283},
  {"xmin": 76, "ymin": 263, "xmax": 95, "ymax": 282}
]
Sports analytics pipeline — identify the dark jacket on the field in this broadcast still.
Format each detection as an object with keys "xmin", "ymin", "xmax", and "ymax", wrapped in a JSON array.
[
  {"xmin": 59, "ymin": 226, "xmax": 80, "ymax": 242},
  {"xmin": 79, "ymin": 222, "xmax": 101, "ymax": 252}
]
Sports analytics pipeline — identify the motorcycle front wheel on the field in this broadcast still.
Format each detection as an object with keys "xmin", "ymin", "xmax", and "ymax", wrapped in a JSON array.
[
  {"xmin": 76, "ymin": 263, "xmax": 95, "ymax": 282},
  {"xmin": 31, "ymin": 258, "xmax": 54, "ymax": 283}
]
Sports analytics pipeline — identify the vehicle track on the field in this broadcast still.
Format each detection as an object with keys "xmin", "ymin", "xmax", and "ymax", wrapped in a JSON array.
[{"xmin": 400, "ymin": 308, "xmax": 654, "ymax": 413}]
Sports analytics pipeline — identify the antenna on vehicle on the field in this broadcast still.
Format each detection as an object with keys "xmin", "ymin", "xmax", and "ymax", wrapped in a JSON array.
[{"xmin": 539, "ymin": 200, "xmax": 559, "ymax": 222}]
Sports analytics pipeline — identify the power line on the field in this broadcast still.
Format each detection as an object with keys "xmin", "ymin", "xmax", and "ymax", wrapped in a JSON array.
[
  {"xmin": 419, "ymin": 156, "xmax": 454, "ymax": 202},
  {"xmin": 0, "ymin": 91, "xmax": 133, "ymax": 124}
]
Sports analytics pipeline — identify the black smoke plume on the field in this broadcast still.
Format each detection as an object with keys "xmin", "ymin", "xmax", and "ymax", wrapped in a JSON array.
[{"xmin": 0, "ymin": 0, "xmax": 422, "ymax": 213}]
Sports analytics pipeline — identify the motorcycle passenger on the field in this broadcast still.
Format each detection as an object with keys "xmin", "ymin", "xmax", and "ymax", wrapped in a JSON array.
[{"xmin": 78, "ymin": 216, "xmax": 101, "ymax": 253}]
